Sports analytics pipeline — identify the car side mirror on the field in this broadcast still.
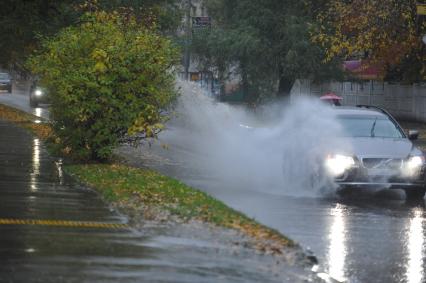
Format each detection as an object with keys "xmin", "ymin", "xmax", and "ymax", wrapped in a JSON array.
[{"xmin": 408, "ymin": 130, "xmax": 419, "ymax": 140}]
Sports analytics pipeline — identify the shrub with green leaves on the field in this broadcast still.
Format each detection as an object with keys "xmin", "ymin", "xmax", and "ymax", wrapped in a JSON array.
[{"xmin": 27, "ymin": 11, "xmax": 179, "ymax": 161}]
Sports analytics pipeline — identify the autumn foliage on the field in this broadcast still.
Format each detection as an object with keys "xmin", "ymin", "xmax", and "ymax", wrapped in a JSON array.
[
  {"xmin": 313, "ymin": 0, "xmax": 423, "ymax": 80},
  {"xmin": 27, "ymin": 11, "xmax": 179, "ymax": 161}
]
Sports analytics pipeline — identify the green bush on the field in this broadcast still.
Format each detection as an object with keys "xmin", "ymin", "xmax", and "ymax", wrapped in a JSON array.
[{"xmin": 27, "ymin": 11, "xmax": 179, "ymax": 161}]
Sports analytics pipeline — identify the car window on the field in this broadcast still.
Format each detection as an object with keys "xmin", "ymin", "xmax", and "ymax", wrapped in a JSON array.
[
  {"xmin": 0, "ymin": 73, "xmax": 10, "ymax": 80},
  {"xmin": 337, "ymin": 116, "xmax": 404, "ymax": 138}
]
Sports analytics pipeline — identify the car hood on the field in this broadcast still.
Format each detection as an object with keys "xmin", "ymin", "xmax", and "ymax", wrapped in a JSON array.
[
  {"xmin": 343, "ymin": 137, "xmax": 417, "ymax": 159},
  {"xmin": 0, "ymin": 79, "xmax": 10, "ymax": 83}
]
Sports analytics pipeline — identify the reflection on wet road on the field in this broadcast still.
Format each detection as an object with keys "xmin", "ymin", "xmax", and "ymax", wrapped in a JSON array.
[
  {"xmin": 0, "ymin": 121, "xmax": 313, "ymax": 282},
  {"xmin": 32, "ymin": 107, "xmax": 46, "ymax": 120},
  {"xmin": 327, "ymin": 205, "xmax": 347, "ymax": 282},
  {"xmin": 405, "ymin": 208, "xmax": 424, "ymax": 283},
  {"xmin": 119, "ymin": 139, "xmax": 426, "ymax": 283},
  {"xmin": 318, "ymin": 199, "xmax": 426, "ymax": 283},
  {"xmin": 31, "ymin": 138, "xmax": 40, "ymax": 191}
]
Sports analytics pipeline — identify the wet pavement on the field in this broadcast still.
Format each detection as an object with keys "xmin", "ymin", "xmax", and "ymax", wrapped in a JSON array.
[
  {"xmin": 118, "ymin": 127, "xmax": 426, "ymax": 283},
  {"xmin": 5, "ymin": 84, "xmax": 426, "ymax": 282},
  {"xmin": 0, "ymin": 120, "xmax": 317, "ymax": 282}
]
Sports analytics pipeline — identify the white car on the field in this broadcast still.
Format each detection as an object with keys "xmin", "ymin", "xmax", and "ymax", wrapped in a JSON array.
[
  {"xmin": 0, "ymin": 73, "xmax": 12, "ymax": 93},
  {"xmin": 325, "ymin": 105, "xmax": 425, "ymax": 200}
]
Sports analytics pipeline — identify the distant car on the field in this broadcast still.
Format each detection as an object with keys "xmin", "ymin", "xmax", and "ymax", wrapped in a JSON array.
[
  {"xmin": 0, "ymin": 73, "xmax": 12, "ymax": 93},
  {"xmin": 323, "ymin": 105, "xmax": 426, "ymax": 200},
  {"xmin": 29, "ymin": 82, "xmax": 49, "ymax": 108}
]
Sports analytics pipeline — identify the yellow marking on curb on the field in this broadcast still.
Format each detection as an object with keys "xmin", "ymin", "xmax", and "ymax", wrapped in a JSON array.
[{"xmin": 0, "ymin": 218, "xmax": 128, "ymax": 229}]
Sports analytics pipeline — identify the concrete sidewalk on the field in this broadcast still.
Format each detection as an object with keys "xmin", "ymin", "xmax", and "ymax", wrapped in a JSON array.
[{"xmin": 0, "ymin": 120, "xmax": 319, "ymax": 283}]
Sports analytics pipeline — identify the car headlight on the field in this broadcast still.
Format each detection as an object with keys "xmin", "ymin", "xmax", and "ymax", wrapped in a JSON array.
[
  {"xmin": 35, "ymin": 89, "xmax": 43, "ymax": 96},
  {"xmin": 325, "ymin": 154, "xmax": 355, "ymax": 177},
  {"xmin": 402, "ymin": 155, "xmax": 425, "ymax": 177}
]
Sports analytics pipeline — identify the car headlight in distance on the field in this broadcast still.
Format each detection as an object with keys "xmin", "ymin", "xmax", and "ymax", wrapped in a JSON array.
[
  {"xmin": 402, "ymin": 155, "xmax": 425, "ymax": 177},
  {"xmin": 325, "ymin": 154, "xmax": 355, "ymax": 177},
  {"xmin": 35, "ymin": 89, "xmax": 43, "ymax": 96}
]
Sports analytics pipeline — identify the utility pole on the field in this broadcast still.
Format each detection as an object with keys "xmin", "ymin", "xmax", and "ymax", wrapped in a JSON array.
[
  {"xmin": 184, "ymin": 0, "xmax": 192, "ymax": 81},
  {"xmin": 417, "ymin": 1, "xmax": 426, "ymax": 80}
]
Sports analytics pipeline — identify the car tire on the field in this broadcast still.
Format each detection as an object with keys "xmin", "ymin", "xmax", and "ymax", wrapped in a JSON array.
[
  {"xmin": 404, "ymin": 189, "xmax": 425, "ymax": 201},
  {"xmin": 7, "ymin": 86, "xmax": 11, "ymax": 93}
]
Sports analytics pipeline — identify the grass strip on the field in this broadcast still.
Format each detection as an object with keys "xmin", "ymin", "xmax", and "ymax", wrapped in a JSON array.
[
  {"xmin": 66, "ymin": 163, "xmax": 294, "ymax": 252},
  {"xmin": 0, "ymin": 104, "xmax": 52, "ymax": 140},
  {"xmin": 0, "ymin": 102, "xmax": 294, "ymax": 253}
]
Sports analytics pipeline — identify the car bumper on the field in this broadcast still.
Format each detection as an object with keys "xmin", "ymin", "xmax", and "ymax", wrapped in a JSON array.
[
  {"xmin": 334, "ymin": 166, "xmax": 426, "ymax": 190},
  {"xmin": 336, "ymin": 181, "xmax": 425, "ymax": 190}
]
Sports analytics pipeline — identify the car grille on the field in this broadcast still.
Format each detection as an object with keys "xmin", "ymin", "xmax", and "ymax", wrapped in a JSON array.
[{"xmin": 362, "ymin": 158, "xmax": 403, "ymax": 170}]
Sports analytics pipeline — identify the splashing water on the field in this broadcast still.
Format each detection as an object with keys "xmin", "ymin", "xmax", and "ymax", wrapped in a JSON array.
[{"xmin": 162, "ymin": 80, "xmax": 351, "ymax": 197}]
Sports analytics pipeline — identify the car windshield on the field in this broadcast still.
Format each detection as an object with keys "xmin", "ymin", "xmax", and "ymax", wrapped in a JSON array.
[
  {"xmin": 0, "ymin": 73, "xmax": 10, "ymax": 80},
  {"xmin": 337, "ymin": 115, "xmax": 404, "ymax": 138}
]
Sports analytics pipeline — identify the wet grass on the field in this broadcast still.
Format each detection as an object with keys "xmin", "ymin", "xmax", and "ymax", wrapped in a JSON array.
[
  {"xmin": 65, "ymin": 163, "xmax": 294, "ymax": 251},
  {"xmin": 0, "ymin": 104, "xmax": 52, "ymax": 140},
  {"xmin": 0, "ymin": 102, "xmax": 294, "ymax": 253}
]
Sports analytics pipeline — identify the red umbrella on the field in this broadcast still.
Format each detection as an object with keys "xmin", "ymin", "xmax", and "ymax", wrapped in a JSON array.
[{"xmin": 320, "ymin": 92, "xmax": 342, "ymax": 100}]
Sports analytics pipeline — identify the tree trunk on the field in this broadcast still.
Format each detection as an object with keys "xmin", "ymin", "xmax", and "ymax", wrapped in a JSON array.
[
  {"xmin": 241, "ymin": 68, "xmax": 250, "ymax": 102},
  {"xmin": 277, "ymin": 76, "xmax": 294, "ymax": 98},
  {"xmin": 240, "ymin": 61, "xmax": 258, "ymax": 103},
  {"xmin": 217, "ymin": 62, "xmax": 226, "ymax": 96}
]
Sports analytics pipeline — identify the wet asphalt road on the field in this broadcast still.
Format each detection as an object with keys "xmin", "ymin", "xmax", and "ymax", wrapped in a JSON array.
[
  {"xmin": 0, "ymin": 93, "xmax": 316, "ymax": 282},
  {"xmin": 3, "ymin": 85, "xmax": 426, "ymax": 282},
  {"xmin": 119, "ymin": 127, "xmax": 426, "ymax": 283}
]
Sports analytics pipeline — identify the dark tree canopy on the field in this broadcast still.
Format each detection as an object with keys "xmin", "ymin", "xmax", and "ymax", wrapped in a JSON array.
[
  {"xmin": 0, "ymin": 0, "xmax": 181, "ymax": 72},
  {"xmin": 0, "ymin": 0, "xmax": 79, "ymax": 71},
  {"xmin": 191, "ymin": 0, "xmax": 341, "ymax": 102},
  {"xmin": 27, "ymin": 11, "xmax": 179, "ymax": 161},
  {"xmin": 314, "ymin": 0, "xmax": 426, "ymax": 83}
]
